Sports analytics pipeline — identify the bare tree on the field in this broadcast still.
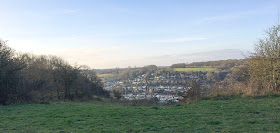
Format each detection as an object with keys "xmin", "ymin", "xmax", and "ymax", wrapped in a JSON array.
[
  {"xmin": 0, "ymin": 40, "xmax": 26, "ymax": 104},
  {"xmin": 248, "ymin": 24, "xmax": 280, "ymax": 94}
]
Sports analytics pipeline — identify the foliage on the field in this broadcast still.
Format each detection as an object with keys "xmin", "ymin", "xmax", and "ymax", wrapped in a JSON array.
[
  {"xmin": 112, "ymin": 88, "xmax": 123, "ymax": 100},
  {"xmin": 247, "ymin": 25, "xmax": 280, "ymax": 95},
  {"xmin": 170, "ymin": 63, "xmax": 187, "ymax": 68},
  {"xmin": 179, "ymin": 80, "xmax": 203, "ymax": 102},
  {"xmin": 0, "ymin": 40, "xmax": 26, "ymax": 105},
  {"xmin": 208, "ymin": 24, "xmax": 280, "ymax": 97},
  {"xmin": 186, "ymin": 59, "xmax": 243, "ymax": 69},
  {"xmin": 0, "ymin": 41, "xmax": 109, "ymax": 105},
  {"xmin": 174, "ymin": 67, "xmax": 216, "ymax": 72}
]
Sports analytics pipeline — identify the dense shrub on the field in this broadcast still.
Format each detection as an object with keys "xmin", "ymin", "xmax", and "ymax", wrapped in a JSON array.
[{"xmin": 0, "ymin": 41, "xmax": 109, "ymax": 105}]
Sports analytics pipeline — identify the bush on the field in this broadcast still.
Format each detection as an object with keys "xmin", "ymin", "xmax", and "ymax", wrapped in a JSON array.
[
  {"xmin": 0, "ymin": 40, "xmax": 110, "ymax": 105},
  {"xmin": 179, "ymin": 80, "xmax": 202, "ymax": 102}
]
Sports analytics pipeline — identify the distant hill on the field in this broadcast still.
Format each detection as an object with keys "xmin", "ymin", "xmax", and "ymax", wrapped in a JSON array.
[
  {"xmin": 168, "ymin": 49, "xmax": 249, "ymax": 65},
  {"xmin": 100, "ymin": 49, "xmax": 250, "ymax": 68}
]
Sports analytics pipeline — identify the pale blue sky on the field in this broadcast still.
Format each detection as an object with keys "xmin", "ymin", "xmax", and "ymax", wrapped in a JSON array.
[{"xmin": 0, "ymin": 0, "xmax": 279, "ymax": 68}]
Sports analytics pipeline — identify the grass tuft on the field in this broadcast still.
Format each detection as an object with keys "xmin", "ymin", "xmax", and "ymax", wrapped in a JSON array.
[{"xmin": 1, "ymin": 96, "xmax": 280, "ymax": 132}]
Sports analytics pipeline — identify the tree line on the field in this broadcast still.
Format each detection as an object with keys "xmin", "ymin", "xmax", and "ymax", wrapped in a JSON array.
[
  {"xmin": 0, "ymin": 41, "xmax": 109, "ymax": 105},
  {"xmin": 208, "ymin": 24, "xmax": 280, "ymax": 97}
]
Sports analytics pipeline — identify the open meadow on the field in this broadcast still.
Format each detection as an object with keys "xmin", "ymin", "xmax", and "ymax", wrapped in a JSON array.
[
  {"xmin": 97, "ymin": 73, "xmax": 117, "ymax": 81},
  {"xmin": 1, "ymin": 96, "xmax": 279, "ymax": 132}
]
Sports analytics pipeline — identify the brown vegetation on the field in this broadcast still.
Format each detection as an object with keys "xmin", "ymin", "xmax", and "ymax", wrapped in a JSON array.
[
  {"xmin": 0, "ymin": 41, "xmax": 109, "ymax": 105},
  {"xmin": 209, "ymin": 24, "xmax": 280, "ymax": 97}
]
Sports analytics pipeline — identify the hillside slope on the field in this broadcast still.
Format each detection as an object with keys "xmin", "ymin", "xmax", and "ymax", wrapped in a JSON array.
[{"xmin": 1, "ymin": 96, "xmax": 279, "ymax": 132}]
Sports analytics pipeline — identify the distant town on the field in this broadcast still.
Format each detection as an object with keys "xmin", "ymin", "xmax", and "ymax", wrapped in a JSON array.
[
  {"xmin": 106, "ymin": 74, "xmax": 202, "ymax": 103},
  {"xmin": 96, "ymin": 62, "xmax": 229, "ymax": 103}
]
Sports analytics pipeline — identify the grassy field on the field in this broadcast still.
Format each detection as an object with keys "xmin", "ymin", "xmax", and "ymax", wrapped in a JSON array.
[
  {"xmin": 97, "ymin": 73, "xmax": 117, "ymax": 81},
  {"xmin": 1, "ymin": 96, "xmax": 280, "ymax": 132},
  {"xmin": 174, "ymin": 67, "xmax": 216, "ymax": 72},
  {"xmin": 97, "ymin": 73, "xmax": 116, "ymax": 78}
]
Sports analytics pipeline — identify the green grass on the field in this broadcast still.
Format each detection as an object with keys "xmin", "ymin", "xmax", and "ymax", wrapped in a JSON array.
[
  {"xmin": 1, "ymin": 96, "xmax": 280, "ymax": 132},
  {"xmin": 97, "ymin": 74, "xmax": 117, "ymax": 81},
  {"xmin": 174, "ymin": 67, "xmax": 216, "ymax": 72},
  {"xmin": 97, "ymin": 74, "xmax": 116, "ymax": 78}
]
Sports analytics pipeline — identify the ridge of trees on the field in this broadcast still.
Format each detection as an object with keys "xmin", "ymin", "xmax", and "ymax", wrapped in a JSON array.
[
  {"xmin": 0, "ymin": 41, "xmax": 109, "ymax": 105},
  {"xmin": 170, "ymin": 59, "xmax": 245, "ymax": 69}
]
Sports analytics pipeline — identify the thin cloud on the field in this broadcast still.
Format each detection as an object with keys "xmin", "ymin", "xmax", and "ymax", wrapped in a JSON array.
[
  {"xmin": 153, "ymin": 37, "xmax": 207, "ymax": 43},
  {"xmin": 199, "ymin": 15, "xmax": 241, "ymax": 23},
  {"xmin": 195, "ymin": 7, "xmax": 273, "ymax": 24},
  {"xmin": 62, "ymin": 9, "xmax": 80, "ymax": 14}
]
